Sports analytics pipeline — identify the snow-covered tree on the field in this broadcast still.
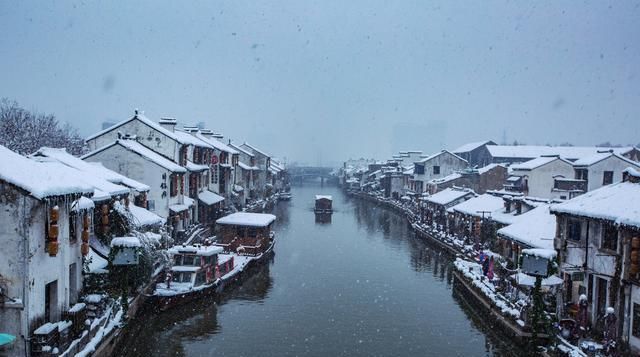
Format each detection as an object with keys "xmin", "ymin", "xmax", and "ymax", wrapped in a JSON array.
[{"xmin": 0, "ymin": 98, "xmax": 85, "ymax": 155}]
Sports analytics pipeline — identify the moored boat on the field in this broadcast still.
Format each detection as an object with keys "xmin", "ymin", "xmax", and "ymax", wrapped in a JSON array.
[
  {"xmin": 314, "ymin": 195, "xmax": 333, "ymax": 213},
  {"xmin": 150, "ymin": 212, "xmax": 277, "ymax": 311}
]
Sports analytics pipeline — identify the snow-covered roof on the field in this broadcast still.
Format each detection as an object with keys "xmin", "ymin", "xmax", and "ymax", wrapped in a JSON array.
[
  {"xmin": 71, "ymin": 196, "xmax": 95, "ymax": 212},
  {"xmin": 429, "ymin": 172, "xmax": 462, "ymax": 184},
  {"xmin": 487, "ymin": 145, "xmax": 634, "ymax": 161},
  {"xmin": 127, "ymin": 204, "xmax": 163, "ymax": 227},
  {"xmin": 186, "ymin": 161, "xmax": 209, "ymax": 172},
  {"xmin": 450, "ymin": 194, "xmax": 505, "ymax": 217},
  {"xmin": 34, "ymin": 147, "xmax": 149, "ymax": 192},
  {"xmin": 417, "ymin": 150, "xmax": 468, "ymax": 164},
  {"xmin": 194, "ymin": 132, "xmax": 239, "ymax": 154},
  {"xmin": 169, "ymin": 204, "xmax": 190, "ymax": 213},
  {"xmin": 229, "ymin": 142, "xmax": 255, "ymax": 157},
  {"xmin": 573, "ymin": 152, "xmax": 640, "ymax": 168},
  {"xmin": 241, "ymin": 142, "xmax": 270, "ymax": 158},
  {"xmin": 0, "ymin": 145, "xmax": 94, "ymax": 200},
  {"xmin": 172, "ymin": 130, "xmax": 214, "ymax": 149},
  {"xmin": 198, "ymin": 190, "xmax": 224, "ymax": 205},
  {"xmin": 424, "ymin": 188, "xmax": 474, "ymax": 206},
  {"xmin": 510, "ymin": 156, "xmax": 571, "ymax": 171},
  {"xmin": 86, "ymin": 112, "xmax": 185, "ymax": 144},
  {"xmin": 110, "ymin": 236, "xmax": 142, "ymax": 248},
  {"xmin": 476, "ymin": 163, "xmax": 504, "ymax": 175},
  {"xmin": 497, "ymin": 205, "xmax": 555, "ymax": 249},
  {"xmin": 550, "ymin": 180, "xmax": 640, "ymax": 228},
  {"xmin": 238, "ymin": 161, "xmax": 260, "ymax": 171},
  {"xmin": 31, "ymin": 156, "xmax": 131, "ymax": 200},
  {"xmin": 452, "ymin": 140, "xmax": 494, "ymax": 154},
  {"xmin": 216, "ymin": 212, "xmax": 276, "ymax": 227},
  {"xmin": 315, "ymin": 195, "xmax": 332, "ymax": 201},
  {"xmin": 84, "ymin": 140, "xmax": 186, "ymax": 173},
  {"xmin": 168, "ymin": 244, "xmax": 223, "ymax": 257}
]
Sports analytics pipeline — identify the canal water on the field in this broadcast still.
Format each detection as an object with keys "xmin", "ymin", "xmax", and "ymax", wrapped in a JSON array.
[{"xmin": 121, "ymin": 183, "xmax": 524, "ymax": 356}]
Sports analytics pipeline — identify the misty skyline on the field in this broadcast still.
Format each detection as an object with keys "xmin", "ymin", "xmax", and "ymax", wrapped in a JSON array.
[{"xmin": 1, "ymin": 1, "xmax": 638, "ymax": 164}]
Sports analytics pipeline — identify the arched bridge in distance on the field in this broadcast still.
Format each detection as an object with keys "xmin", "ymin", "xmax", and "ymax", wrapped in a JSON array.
[{"xmin": 287, "ymin": 166, "xmax": 337, "ymax": 185}]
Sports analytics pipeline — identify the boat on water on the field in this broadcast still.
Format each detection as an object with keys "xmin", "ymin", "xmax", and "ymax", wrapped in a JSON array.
[
  {"xmin": 279, "ymin": 191, "xmax": 292, "ymax": 201},
  {"xmin": 314, "ymin": 195, "xmax": 333, "ymax": 213},
  {"xmin": 150, "ymin": 212, "xmax": 276, "ymax": 310}
]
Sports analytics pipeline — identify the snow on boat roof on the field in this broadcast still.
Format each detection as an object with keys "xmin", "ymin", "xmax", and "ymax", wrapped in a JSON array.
[
  {"xmin": 216, "ymin": 212, "xmax": 276, "ymax": 227},
  {"xmin": 424, "ymin": 188, "xmax": 474, "ymax": 206},
  {"xmin": 34, "ymin": 147, "xmax": 150, "ymax": 192},
  {"xmin": 194, "ymin": 132, "xmax": 239, "ymax": 154},
  {"xmin": 452, "ymin": 140, "xmax": 494, "ymax": 154},
  {"xmin": 110, "ymin": 236, "xmax": 142, "ymax": 248},
  {"xmin": 168, "ymin": 244, "xmax": 223, "ymax": 256},
  {"xmin": 550, "ymin": 180, "xmax": 640, "ymax": 228},
  {"xmin": 84, "ymin": 140, "xmax": 186, "ymax": 173},
  {"xmin": 497, "ymin": 205, "xmax": 555, "ymax": 249},
  {"xmin": 198, "ymin": 190, "xmax": 225, "ymax": 205},
  {"xmin": 510, "ymin": 156, "xmax": 570, "ymax": 171},
  {"xmin": 487, "ymin": 145, "xmax": 633, "ymax": 161},
  {"xmin": 0, "ymin": 145, "xmax": 94, "ymax": 200},
  {"xmin": 315, "ymin": 195, "xmax": 333, "ymax": 200},
  {"xmin": 450, "ymin": 194, "xmax": 504, "ymax": 217}
]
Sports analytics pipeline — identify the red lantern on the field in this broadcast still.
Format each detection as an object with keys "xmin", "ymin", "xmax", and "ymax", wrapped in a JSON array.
[
  {"xmin": 48, "ymin": 241, "xmax": 59, "ymax": 256},
  {"xmin": 211, "ymin": 155, "xmax": 218, "ymax": 165},
  {"xmin": 81, "ymin": 243, "xmax": 90, "ymax": 256}
]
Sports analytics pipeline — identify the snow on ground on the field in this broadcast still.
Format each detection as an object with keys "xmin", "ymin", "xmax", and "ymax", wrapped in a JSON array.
[{"xmin": 453, "ymin": 258, "xmax": 521, "ymax": 320}]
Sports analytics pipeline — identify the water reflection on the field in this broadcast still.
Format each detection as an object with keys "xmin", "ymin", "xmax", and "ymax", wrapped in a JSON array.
[{"xmin": 120, "ymin": 184, "xmax": 524, "ymax": 356}]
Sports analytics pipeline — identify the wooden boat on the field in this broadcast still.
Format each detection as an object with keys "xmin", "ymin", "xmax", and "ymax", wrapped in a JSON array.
[
  {"xmin": 150, "ymin": 212, "xmax": 277, "ymax": 311},
  {"xmin": 278, "ymin": 191, "xmax": 292, "ymax": 201},
  {"xmin": 314, "ymin": 195, "xmax": 333, "ymax": 213}
]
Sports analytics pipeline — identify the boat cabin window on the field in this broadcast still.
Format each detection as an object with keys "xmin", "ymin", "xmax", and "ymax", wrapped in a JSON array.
[
  {"xmin": 172, "ymin": 272, "xmax": 192, "ymax": 283},
  {"xmin": 247, "ymin": 227, "xmax": 258, "ymax": 238},
  {"xmin": 182, "ymin": 255, "xmax": 201, "ymax": 266},
  {"xmin": 195, "ymin": 271, "xmax": 206, "ymax": 287},
  {"xmin": 202, "ymin": 255, "xmax": 216, "ymax": 265},
  {"xmin": 173, "ymin": 255, "xmax": 183, "ymax": 266}
]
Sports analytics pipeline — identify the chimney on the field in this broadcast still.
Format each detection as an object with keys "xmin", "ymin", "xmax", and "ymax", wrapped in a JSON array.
[
  {"xmin": 200, "ymin": 129, "xmax": 214, "ymax": 138},
  {"xmin": 159, "ymin": 117, "xmax": 177, "ymax": 132}
]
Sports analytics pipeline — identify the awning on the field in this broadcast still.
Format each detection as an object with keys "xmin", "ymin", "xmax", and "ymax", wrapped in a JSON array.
[
  {"xmin": 169, "ymin": 204, "xmax": 190, "ymax": 213},
  {"xmin": 238, "ymin": 162, "xmax": 260, "ymax": 171},
  {"xmin": 510, "ymin": 272, "xmax": 563, "ymax": 287},
  {"xmin": 199, "ymin": 190, "xmax": 225, "ymax": 205}
]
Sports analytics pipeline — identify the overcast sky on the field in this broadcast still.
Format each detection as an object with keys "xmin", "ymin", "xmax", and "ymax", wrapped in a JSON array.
[{"xmin": 1, "ymin": 1, "xmax": 638, "ymax": 165}]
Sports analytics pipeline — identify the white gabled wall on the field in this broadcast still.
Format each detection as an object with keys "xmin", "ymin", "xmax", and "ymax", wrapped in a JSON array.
[
  {"xmin": 586, "ymin": 156, "xmax": 640, "ymax": 192},
  {"xmin": 0, "ymin": 183, "xmax": 84, "ymax": 357}
]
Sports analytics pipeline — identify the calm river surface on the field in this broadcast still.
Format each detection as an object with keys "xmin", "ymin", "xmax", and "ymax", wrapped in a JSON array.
[{"xmin": 121, "ymin": 183, "xmax": 524, "ymax": 356}]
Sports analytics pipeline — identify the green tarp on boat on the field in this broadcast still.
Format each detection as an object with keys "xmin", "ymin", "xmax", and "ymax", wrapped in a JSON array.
[{"xmin": 0, "ymin": 333, "xmax": 16, "ymax": 346}]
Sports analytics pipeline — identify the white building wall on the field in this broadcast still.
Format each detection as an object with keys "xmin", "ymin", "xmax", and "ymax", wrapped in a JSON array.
[
  {"xmin": 83, "ymin": 144, "xmax": 179, "ymax": 219},
  {"xmin": 587, "ymin": 156, "xmax": 640, "ymax": 192},
  {"xmin": 0, "ymin": 185, "xmax": 84, "ymax": 356},
  {"xmin": 414, "ymin": 152, "xmax": 468, "ymax": 192},
  {"xmin": 513, "ymin": 159, "xmax": 574, "ymax": 198}
]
